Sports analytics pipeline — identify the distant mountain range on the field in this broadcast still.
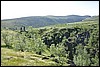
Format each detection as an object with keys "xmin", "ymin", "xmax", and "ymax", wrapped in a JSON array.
[{"xmin": 1, "ymin": 15, "xmax": 91, "ymax": 28}]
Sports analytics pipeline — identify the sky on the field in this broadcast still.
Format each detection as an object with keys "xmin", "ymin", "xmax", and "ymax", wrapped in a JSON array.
[{"xmin": 1, "ymin": 1, "xmax": 99, "ymax": 20}]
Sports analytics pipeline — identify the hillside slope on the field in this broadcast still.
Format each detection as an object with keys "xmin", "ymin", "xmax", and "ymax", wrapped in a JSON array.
[
  {"xmin": 1, "ymin": 16, "xmax": 99, "ymax": 66},
  {"xmin": 1, "ymin": 15, "xmax": 91, "ymax": 28},
  {"xmin": 1, "ymin": 48, "xmax": 58, "ymax": 66}
]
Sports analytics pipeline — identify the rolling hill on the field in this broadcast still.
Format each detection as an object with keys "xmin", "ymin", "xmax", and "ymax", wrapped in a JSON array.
[
  {"xmin": 1, "ymin": 15, "xmax": 99, "ymax": 66},
  {"xmin": 1, "ymin": 15, "xmax": 91, "ymax": 29}
]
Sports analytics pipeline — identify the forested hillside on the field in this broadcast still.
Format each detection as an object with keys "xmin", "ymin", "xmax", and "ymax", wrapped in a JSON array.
[
  {"xmin": 1, "ymin": 16, "xmax": 99, "ymax": 66},
  {"xmin": 1, "ymin": 15, "xmax": 91, "ymax": 29}
]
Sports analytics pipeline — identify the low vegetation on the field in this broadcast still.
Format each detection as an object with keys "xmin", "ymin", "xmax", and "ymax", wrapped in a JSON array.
[{"xmin": 1, "ymin": 16, "xmax": 99, "ymax": 66}]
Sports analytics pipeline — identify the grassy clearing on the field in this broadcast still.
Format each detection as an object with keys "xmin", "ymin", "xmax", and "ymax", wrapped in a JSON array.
[{"xmin": 1, "ymin": 48, "xmax": 56, "ymax": 66}]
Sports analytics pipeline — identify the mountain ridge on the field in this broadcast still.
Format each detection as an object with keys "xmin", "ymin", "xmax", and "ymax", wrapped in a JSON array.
[
  {"xmin": 1, "ymin": 15, "xmax": 91, "ymax": 28},
  {"xmin": 1, "ymin": 15, "xmax": 91, "ymax": 20}
]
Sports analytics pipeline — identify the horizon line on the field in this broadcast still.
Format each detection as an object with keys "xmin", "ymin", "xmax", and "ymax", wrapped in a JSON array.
[{"xmin": 1, "ymin": 14, "xmax": 99, "ymax": 20}]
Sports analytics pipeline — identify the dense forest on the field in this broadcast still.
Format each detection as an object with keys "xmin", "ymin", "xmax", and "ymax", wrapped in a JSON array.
[{"xmin": 1, "ymin": 16, "xmax": 99, "ymax": 66}]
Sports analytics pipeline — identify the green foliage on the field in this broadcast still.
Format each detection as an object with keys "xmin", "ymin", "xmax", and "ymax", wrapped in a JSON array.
[
  {"xmin": 91, "ymin": 54, "xmax": 99, "ymax": 66},
  {"xmin": 1, "ymin": 16, "xmax": 99, "ymax": 66},
  {"xmin": 1, "ymin": 15, "xmax": 91, "ymax": 28},
  {"xmin": 50, "ymin": 43, "xmax": 66, "ymax": 57},
  {"xmin": 50, "ymin": 44, "xmax": 56, "ymax": 55},
  {"xmin": 73, "ymin": 45, "xmax": 91, "ymax": 66},
  {"xmin": 1, "ymin": 30, "xmax": 13, "ymax": 48}
]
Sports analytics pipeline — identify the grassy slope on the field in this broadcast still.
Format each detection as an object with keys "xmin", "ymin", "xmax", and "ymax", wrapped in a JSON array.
[
  {"xmin": 1, "ymin": 30, "xmax": 58, "ymax": 66},
  {"xmin": 38, "ymin": 20, "xmax": 98, "ymax": 31},
  {"xmin": 37, "ymin": 16, "xmax": 98, "ymax": 29},
  {"xmin": 1, "ymin": 47, "xmax": 58, "ymax": 66}
]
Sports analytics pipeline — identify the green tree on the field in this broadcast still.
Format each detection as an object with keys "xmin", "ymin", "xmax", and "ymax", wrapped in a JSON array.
[
  {"xmin": 73, "ymin": 45, "xmax": 91, "ymax": 66},
  {"xmin": 1, "ymin": 31, "xmax": 13, "ymax": 48},
  {"xmin": 91, "ymin": 54, "xmax": 99, "ymax": 66}
]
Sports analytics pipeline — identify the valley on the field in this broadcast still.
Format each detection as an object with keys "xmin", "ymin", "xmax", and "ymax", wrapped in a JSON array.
[{"xmin": 1, "ymin": 15, "xmax": 99, "ymax": 66}]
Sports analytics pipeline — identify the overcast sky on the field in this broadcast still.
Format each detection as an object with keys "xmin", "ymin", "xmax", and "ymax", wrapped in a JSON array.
[{"xmin": 1, "ymin": 1, "xmax": 99, "ymax": 20}]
